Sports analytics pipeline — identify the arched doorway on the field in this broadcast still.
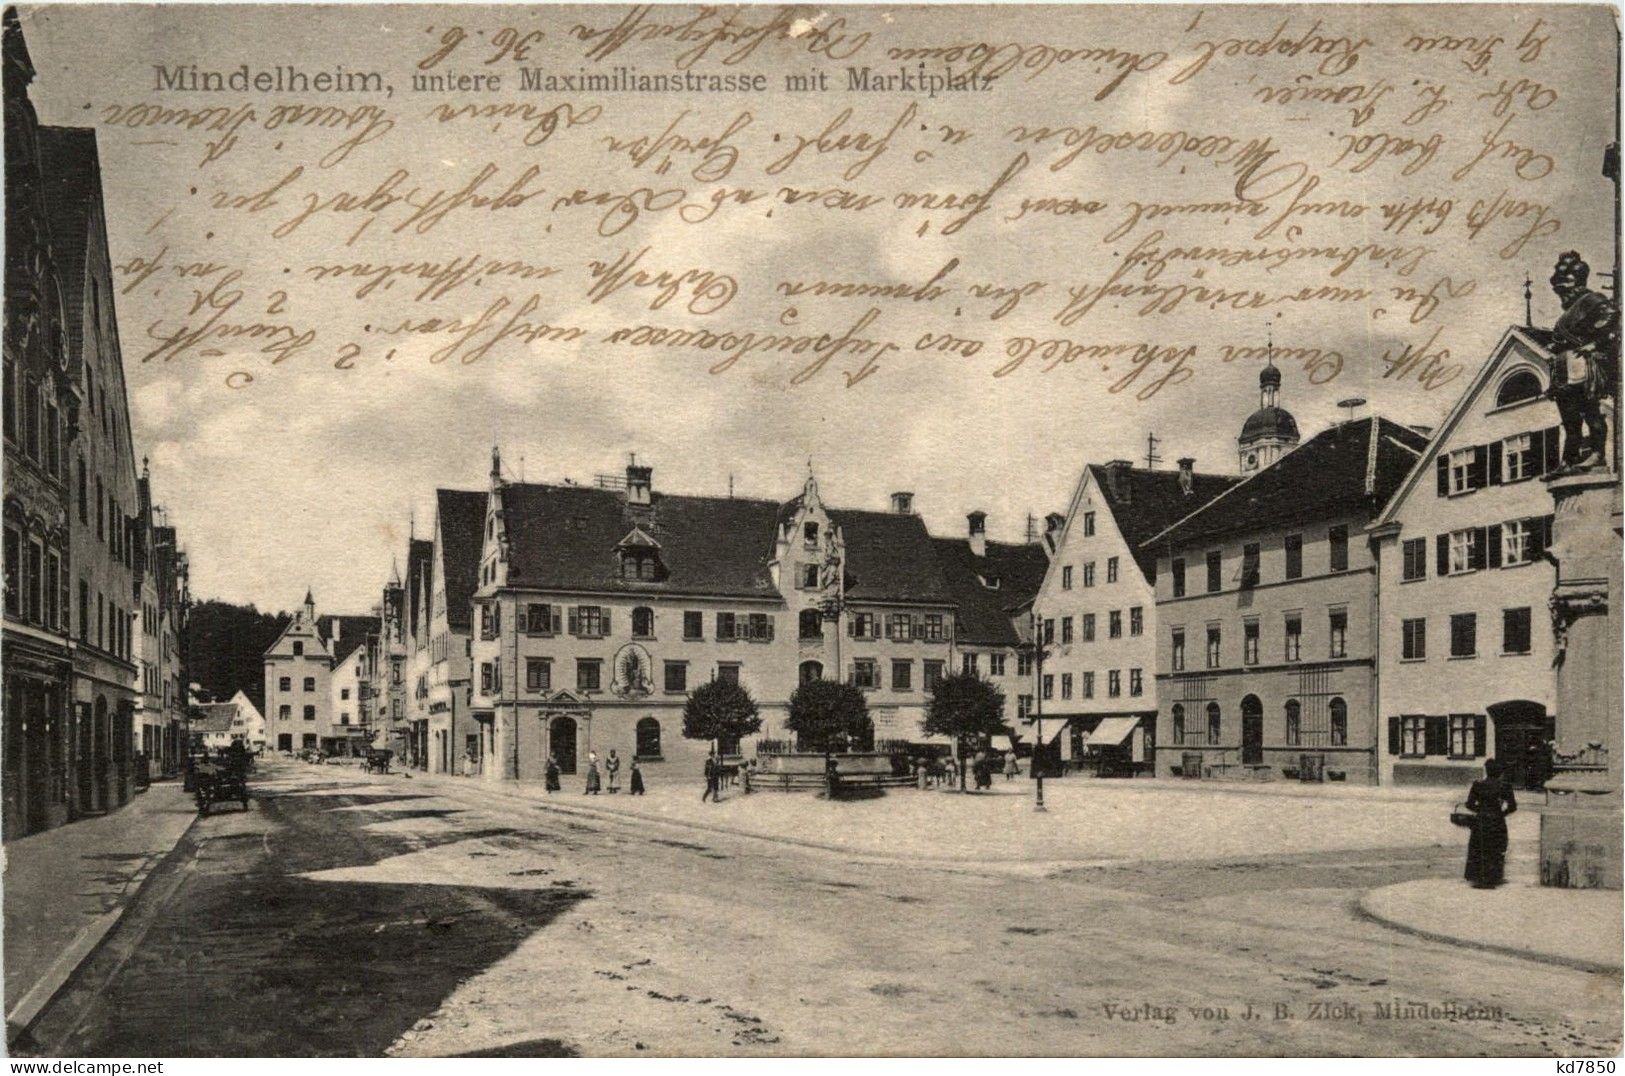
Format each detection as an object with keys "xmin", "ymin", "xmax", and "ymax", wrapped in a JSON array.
[
  {"xmin": 799, "ymin": 660, "xmax": 823, "ymax": 685},
  {"xmin": 550, "ymin": 716, "xmax": 578, "ymax": 775},
  {"xmin": 1240, "ymin": 694, "xmax": 1263, "ymax": 765},
  {"xmin": 1488, "ymin": 700, "xmax": 1553, "ymax": 789}
]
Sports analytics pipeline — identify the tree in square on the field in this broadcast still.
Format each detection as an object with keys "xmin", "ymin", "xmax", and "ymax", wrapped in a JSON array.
[
  {"xmin": 681, "ymin": 679, "xmax": 762, "ymax": 755},
  {"xmin": 786, "ymin": 679, "xmax": 873, "ymax": 755},
  {"xmin": 922, "ymin": 671, "xmax": 1007, "ymax": 791}
]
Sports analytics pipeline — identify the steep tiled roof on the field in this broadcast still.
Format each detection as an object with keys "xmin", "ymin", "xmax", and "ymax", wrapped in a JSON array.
[
  {"xmin": 436, "ymin": 489, "xmax": 486, "ymax": 632},
  {"xmin": 1143, "ymin": 417, "xmax": 1430, "ymax": 552},
  {"xmin": 503, "ymin": 483, "xmax": 783, "ymax": 598},
  {"xmin": 35, "ymin": 126, "xmax": 101, "ymax": 362},
  {"xmin": 827, "ymin": 509, "xmax": 952, "ymax": 605},
  {"xmin": 1089, "ymin": 465, "xmax": 1244, "ymax": 579},
  {"xmin": 319, "ymin": 614, "xmax": 376, "ymax": 665},
  {"xmin": 194, "ymin": 702, "xmax": 237, "ymax": 734},
  {"xmin": 930, "ymin": 537, "xmax": 1049, "ymax": 646}
]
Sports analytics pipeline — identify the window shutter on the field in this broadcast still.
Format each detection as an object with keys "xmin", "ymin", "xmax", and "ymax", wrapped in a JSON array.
[
  {"xmin": 1469, "ymin": 528, "xmax": 1487, "ymax": 571},
  {"xmin": 1468, "ymin": 445, "xmax": 1488, "ymax": 490},
  {"xmin": 765, "ymin": 615, "xmax": 775, "ymax": 641},
  {"xmin": 552, "ymin": 608, "xmax": 562, "ymax": 633},
  {"xmin": 1539, "ymin": 514, "xmax": 1555, "ymax": 558},
  {"xmin": 568, "ymin": 608, "xmax": 580, "ymax": 635},
  {"xmin": 1472, "ymin": 714, "xmax": 1487, "ymax": 757},
  {"xmin": 1486, "ymin": 523, "xmax": 1502, "ymax": 569},
  {"xmin": 1436, "ymin": 534, "xmax": 1449, "ymax": 576},
  {"xmin": 1488, "ymin": 440, "xmax": 1503, "ymax": 485},
  {"xmin": 1387, "ymin": 716, "xmax": 1401, "ymax": 755},
  {"xmin": 846, "ymin": 616, "xmax": 854, "ymax": 637},
  {"xmin": 1436, "ymin": 455, "xmax": 1449, "ymax": 496},
  {"xmin": 602, "ymin": 609, "xmax": 611, "ymax": 636},
  {"xmin": 1543, "ymin": 426, "xmax": 1561, "ymax": 473},
  {"xmin": 716, "ymin": 612, "xmax": 727, "ymax": 640},
  {"xmin": 1425, "ymin": 715, "xmax": 1448, "ymax": 756}
]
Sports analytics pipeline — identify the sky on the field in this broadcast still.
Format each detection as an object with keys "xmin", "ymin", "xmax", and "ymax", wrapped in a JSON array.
[{"xmin": 16, "ymin": 3, "xmax": 1619, "ymax": 614}]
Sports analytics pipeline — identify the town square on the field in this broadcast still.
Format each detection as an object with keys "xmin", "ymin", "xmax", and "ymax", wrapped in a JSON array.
[{"xmin": 2, "ymin": 1, "xmax": 1622, "ymax": 1060}]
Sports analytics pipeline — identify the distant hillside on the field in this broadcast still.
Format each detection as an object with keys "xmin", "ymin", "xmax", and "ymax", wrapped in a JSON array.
[{"xmin": 185, "ymin": 600, "xmax": 290, "ymax": 713}]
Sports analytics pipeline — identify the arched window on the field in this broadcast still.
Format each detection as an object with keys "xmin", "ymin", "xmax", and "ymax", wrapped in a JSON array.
[
  {"xmin": 631, "ymin": 606, "xmax": 654, "ymax": 638},
  {"xmin": 799, "ymin": 660, "xmax": 823, "ymax": 685},
  {"xmin": 1496, "ymin": 369, "xmax": 1543, "ymax": 407},
  {"xmin": 1170, "ymin": 703, "xmax": 1185, "ymax": 744},
  {"xmin": 799, "ymin": 608, "xmax": 823, "ymax": 639},
  {"xmin": 1206, "ymin": 701, "xmax": 1221, "ymax": 745},
  {"xmin": 1329, "ymin": 697, "xmax": 1348, "ymax": 746},
  {"xmin": 636, "ymin": 716, "xmax": 662, "ymax": 759},
  {"xmin": 1285, "ymin": 699, "xmax": 1301, "ymax": 746}
]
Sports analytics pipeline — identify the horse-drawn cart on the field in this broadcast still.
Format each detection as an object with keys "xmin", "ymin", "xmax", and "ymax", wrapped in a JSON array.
[{"xmin": 194, "ymin": 760, "xmax": 249, "ymax": 812}]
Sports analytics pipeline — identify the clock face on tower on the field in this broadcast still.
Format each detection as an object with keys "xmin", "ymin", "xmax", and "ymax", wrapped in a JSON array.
[{"xmin": 611, "ymin": 643, "xmax": 655, "ymax": 699}]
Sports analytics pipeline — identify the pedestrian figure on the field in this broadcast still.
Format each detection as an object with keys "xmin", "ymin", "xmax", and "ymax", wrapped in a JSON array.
[
  {"xmin": 605, "ymin": 749, "xmax": 621, "ymax": 793},
  {"xmin": 741, "ymin": 757, "xmax": 753, "ymax": 795},
  {"xmin": 544, "ymin": 754, "xmax": 561, "ymax": 793},
  {"xmin": 943, "ymin": 755, "xmax": 958, "ymax": 790},
  {"xmin": 585, "ymin": 753, "xmax": 602, "ymax": 795},
  {"xmin": 1464, "ymin": 758, "xmax": 1517, "ymax": 888},
  {"xmin": 915, "ymin": 758, "xmax": 928, "ymax": 791},
  {"xmin": 825, "ymin": 755, "xmax": 840, "ymax": 800},
  {"xmin": 629, "ymin": 759, "xmax": 645, "ymax": 795},
  {"xmin": 1004, "ymin": 752, "xmax": 1020, "ymax": 781},
  {"xmin": 702, "ymin": 753, "xmax": 720, "ymax": 802},
  {"xmin": 974, "ymin": 751, "xmax": 993, "ymax": 791}
]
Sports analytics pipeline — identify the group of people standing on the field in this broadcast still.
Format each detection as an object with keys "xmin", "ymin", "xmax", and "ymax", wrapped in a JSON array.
[{"xmin": 542, "ymin": 749, "xmax": 647, "ymax": 796}]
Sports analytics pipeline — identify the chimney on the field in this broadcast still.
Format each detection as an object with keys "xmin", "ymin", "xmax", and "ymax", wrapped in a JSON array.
[
  {"xmin": 627, "ymin": 463, "xmax": 652, "ymax": 506},
  {"xmin": 1177, "ymin": 457, "xmax": 1195, "ymax": 495},
  {"xmin": 1103, "ymin": 459, "xmax": 1133, "ymax": 502},
  {"xmin": 890, "ymin": 491, "xmax": 914, "ymax": 515},
  {"xmin": 967, "ymin": 510, "xmax": 987, "ymax": 558}
]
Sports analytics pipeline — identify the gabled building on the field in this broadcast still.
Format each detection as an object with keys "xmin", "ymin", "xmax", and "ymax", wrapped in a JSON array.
[
  {"xmin": 1143, "ymin": 367, "xmax": 1429, "ymax": 784},
  {"xmin": 1370, "ymin": 325, "xmax": 1563, "ymax": 788},
  {"xmin": 366, "ymin": 561, "xmax": 407, "ymax": 752},
  {"xmin": 43, "ymin": 122, "xmax": 143, "ymax": 817},
  {"xmin": 262, "ymin": 591, "xmax": 372, "ymax": 754},
  {"xmin": 929, "ymin": 513, "xmax": 1049, "ymax": 731},
  {"xmin": 1032, "ymin": 458, "xmax": 1241, "ymax": 773}
]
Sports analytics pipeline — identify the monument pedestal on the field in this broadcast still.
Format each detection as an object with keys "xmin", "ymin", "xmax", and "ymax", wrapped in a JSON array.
[{"xmin": 1539, "ymin": 470, "xmax": 1623, "ymax": 890}]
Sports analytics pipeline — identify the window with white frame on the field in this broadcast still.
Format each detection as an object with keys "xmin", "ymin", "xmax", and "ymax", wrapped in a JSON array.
[
  {"xmin": 1060, "ymin": 673, "xmax": 1073, "ymax": 699},
  {"xmin": 1171, "ymin": 629, "xmax": 1185, "ymax": 671},
  {"xmin": 1328, "ymin": 608, "xmax": 1348, "ymax": 659},
  {"xmin": 1129, "ymin": 668, "xmax": 1142, "ymax": 696},
  {"xmin": 1449, "ymin": 447, "xmax": 1476, "ymax": 494},
  {"xmin": 1502, "ymin": 519, "xmax": 1533, "ymax": 566},
  {"xmin": 1402, "ymin": 537, "xmax": 1427, "ymax": 581},
  {"xmin": 1205, "ymin": 625, "xmax": 1221, "ymax": 668},
  {"xmin": 989, "ymin": 653, "xmax": 1006, "ymax": 676},
  {"xmin": 1449, "ymin": 714, "xmax": 1479, "ymax": 757},
  {"xmin": 852, "ymin": 659, "xmax": 879, "ymax": 689},
  {"xmin": 1082, "ymin": 672, "xmax": 1094, "ymax": 698},
  {"xmin": 1107, "ymin": 557, "xmax": 1119, "ymax": 583},
  {"xmin": 1449, "ymin": 529, "xmax": 1475, "ymax": 575},
  {"xmin": 1082, "ymin": 562, "xmax": 1095, "ymax": 587},
  {"xmin": 1401, "ymin": 714, "xmax": 1425, "ymax": 755},
  {"xmin": 1502, "ymin": 433, "xmax": 1536, "ymax": 481},
  {"xmin": 1284, "ymin": 614, "xmax": 1301, "ymax": 661},
  {"xmin": 1061, "ymin": 565, "xmax": 1073, "ymax": 590},
  {"xmin": 1108, "ymin": 670, "xmax": 1121, "ymax": 697},
  {"xmin": 1243, "ymin": 620, "xmax": 1259, "ymax": 665}
]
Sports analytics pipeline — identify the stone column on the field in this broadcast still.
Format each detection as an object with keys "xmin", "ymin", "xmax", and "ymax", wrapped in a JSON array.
[{"xmin": 1539, "ymin": 470, "xmax": 1623, "ymax": 889}]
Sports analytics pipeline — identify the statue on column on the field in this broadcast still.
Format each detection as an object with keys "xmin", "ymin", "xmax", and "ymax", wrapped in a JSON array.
[{"xmin": 1546, "ymin": 251, "xmax": 1620, "ymax": 471}]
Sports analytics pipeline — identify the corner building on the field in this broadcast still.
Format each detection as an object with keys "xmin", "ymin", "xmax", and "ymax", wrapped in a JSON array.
[{"xmin": 1144, "ymin": 368, "xmax": 1430, "ymax": 784}]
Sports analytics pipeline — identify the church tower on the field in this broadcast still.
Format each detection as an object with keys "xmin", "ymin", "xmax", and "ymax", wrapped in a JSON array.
[{"xmin": 1237, "ymin": 358, "xmax": 1300, "ymax": 474}]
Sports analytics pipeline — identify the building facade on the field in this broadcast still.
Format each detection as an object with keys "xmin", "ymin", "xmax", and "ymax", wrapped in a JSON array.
[
  {"xmin": 472, "ymin": 459, "xmax": 961, "ymax": 784},
  {"xmin": 425, "ymin": 489, "xmax": 484, "ymax": 775},
  {"xmin": 1032, "ymin": 458, "xmax": 1240, "ymax": 774},
  {"xmin": 1371, "ymin": 326, "xmax": 1563, "ymax": 788},
  {"xmin": 401, "ymin": 537, "xmax": 435, "ymax": 768},
  {"xmin": 45, "ymin": 123, "xmax": 143, "ymax": 819},
  {"xmin": 262, "ymin": 592, "xmax": 372, "ymax": 754},
  {"xmin": 1145, "ymin": 370, "xmax": 1429, "ymax": 784},
  {"xmin": 3, "ymin": 9, "xmax": 77, "ymax": 839}
]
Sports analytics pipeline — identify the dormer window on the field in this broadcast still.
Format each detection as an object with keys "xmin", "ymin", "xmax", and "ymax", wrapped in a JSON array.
[
  {"xmin": 619, "ymin": 550, "xmax": 662, "ymax": 581},
  {"xmin": 804, "ymin": 522, "xmax": 819, "ymax": 546},
  {"xmin": 976, "ymin": 573, "xmax": 1001, "ymax": 590},
  {"xmin": 1495, "ymin": 369, "xmax": 1542, "ymax": 408},
  {"xmin": 616, "ymin": 526, "xmax": 665, "ymax": 582},
  {"xmin": 292, "ymin": 641, "xmax": 303, "ymax": 656}
]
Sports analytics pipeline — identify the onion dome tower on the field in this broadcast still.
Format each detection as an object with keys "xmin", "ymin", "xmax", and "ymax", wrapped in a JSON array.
[{"xmin": 1238, "ymin": 352, "xmax": 1299, "ymax": 474}]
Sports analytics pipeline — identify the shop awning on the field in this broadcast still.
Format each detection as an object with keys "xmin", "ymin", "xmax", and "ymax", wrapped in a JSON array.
[
  {"xmin": 1023, "ymin": 718, "xmax": 1070, "ymax": 745},
  {"xmin": 991, "ymin": 736, "xmax": 1016, "ymax": 753},
  {"xmin": 1083, "ymin": 716, "xmax": 1139, "ymax": 747}
]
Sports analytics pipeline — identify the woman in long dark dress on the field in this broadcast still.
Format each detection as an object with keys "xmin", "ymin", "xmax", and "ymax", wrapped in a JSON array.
[
  {"xmin": 1465, "ymin": 758, "xmax": 1517, "ymax": 888},
  {"xmin": 544, "ymin": 754, "xmax": 561, "ymax": 793}
]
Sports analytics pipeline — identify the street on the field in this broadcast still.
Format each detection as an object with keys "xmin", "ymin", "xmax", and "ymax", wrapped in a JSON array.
[{"xmin": 22, "ymin": 761, "xmax": 1623, "ymax": 1057}]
